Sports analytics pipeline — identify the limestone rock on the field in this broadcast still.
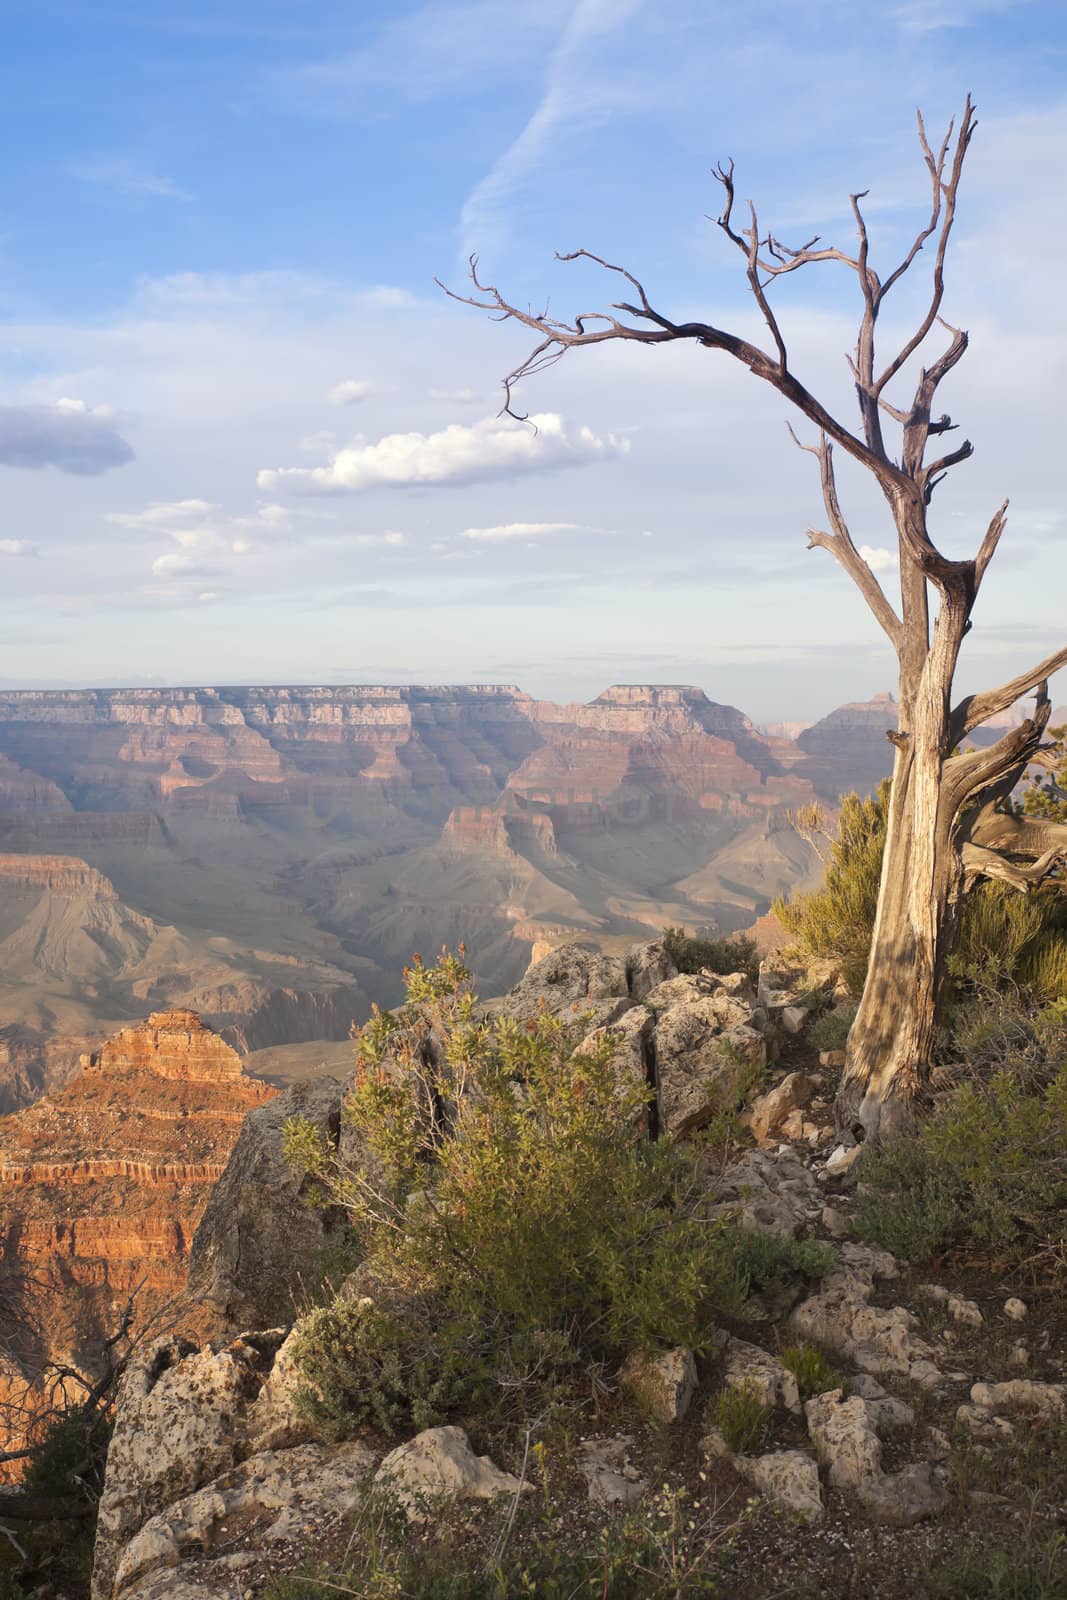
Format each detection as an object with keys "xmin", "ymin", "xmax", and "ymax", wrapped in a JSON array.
[
  {"xmin": 92, "ymin": 1332, "xmax": 284, "ymax": 1600},
  {"xmin": 790, "ymin": 1244, "xmax": 938, "ymax": 1384},
  {"xmin": 823, "ymin": 1143, "xmax": 863, "ymax": 1179},
  {"xmin": 735, "ymin": 1449, "xmax": 824, "ymax": 1522},
  {"xmin": 575, "ymin": 1437, "xmax": 646, "ymax": 1508},
  {"xmin": 625, "ymin": 940, "xmax": 678, "ymax": 1003},
  {"xmin": 245, "ymin": 1327, "xmax": 316, "ymax": 1453},
  {"xmin": 969, "ymin": 1379, "xmax": 1066, "ymax": 1418},
  {"xmin": 804, "ymin": 1389, "xmax": 882, "ymax": 1489},
  {"xmin": 947, "ymin": 1293, "xmax": 983, "ymax": 1328},
  {"xmin": 493, "ymin": 943, "xmax": 631, "ymax": 1027},
  {"xmin": 847, "ymin": 1375, "xmax": 915, "ymax": 1434},
  {"xmin": 620, "ymin": 1347, "xmax": 697, "ymax": 1424},
  {"xmin": 374, "ymin": 1426, "xmax": 528, "ymax": 1519},
  {"xmin": 955, "ymin": 1403, "xmax": 1015, "ymax": 1441},
  {"xmin": 185, "ymin": 1077, "xmax": 345, "ymax": 1331},
  {"xmin": 1004, "ymin": 1297, "xmax": 1028, "ymax": 1322},
  {"xmin": 748, "ymin": 1072, "xmax": 819, "ymax": 1143},
  {"xmin": 113, "ymin": 1441, "xmax": 376, "ymax": 1600},
  {"xmin": 576, "ymin": 1006, "xmax": 653, "ymax": 1118},
  {"xmin": 654, "ymin": 998, "xmax": 766, "ymax": 1138},
  {"xmin": 715, "ymin": 1145, "xmax": 821, "ymax": 1236},
  {"xmin": 855, "ymin": 1462, "xmax": 950, "ymax": 1527},
  {"xmin": 781, "ymin": 1005, "xmax": 809, "ymax": 1035},
  {"xmin": 719, "ymin": 1337, "xmax": 801, "ymax": 1414}
]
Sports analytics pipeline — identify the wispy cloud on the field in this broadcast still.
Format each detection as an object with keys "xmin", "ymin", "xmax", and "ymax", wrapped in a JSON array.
[
  {"xmin": 71, "ymin": 153, "xmax": 192, "ymax": 201},
  {"xmin": 258, "ymin": 413, "xmax": 629, "ymax": 494},
  {"xmin": 460, "ymin": 0, "xmax": 648, "ymax": 257},
  {"xmin": 462, "ymin": 520, "xmax": 582, "ymax": 541},
  {"xmin": 0, "ymin": 538, "xmax": 38, "ymax": 557},
  {"xmin": 327, "ymin": 378, "xmax": 374, "ymax": 406}
]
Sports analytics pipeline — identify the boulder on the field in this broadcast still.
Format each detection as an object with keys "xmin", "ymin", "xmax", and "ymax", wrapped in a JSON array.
[
  {"xmin": 969, "ymin": 1379, "xmax": 1066, "ymax": 1418},
  {"xmin": 374, "ymin": 1426, "xmax": 528, "ymax": 1519},
  {"xmin": 185, "ymin": 1077, "xmax": 346, "ymax": 1331},
  {"xmin": 575, "ymin": 1436, "xmax": 647, "ymax": 1508},
  {"xmin": 735, "ymin": 1449, "xmax": 824, "ymax": 1522},
  {"xmin": 576, "ymin": 1006, "xmax": 654, "ymax": 1120},
  {"xmin": 625, "ymin": 940, "xmax": 678, "ymax": 1003},
  {"xmin": 653, "ymin": 999, "xmax": 766, "ymax": 1138},
  {"xmin": 92, "ymin": 1332, "xmax": 284, "ymax": 1600},
  {"xmin": 781, "ymin": 1005, "xmax": 809, "ymax": 1035},
  {"xmin": 955, "ymin": 1403, "xmax": 1015, "ymax": 1441},
  {"xmin": 719, "ymin": 1337, "xmax": 801, "ymax": 1414},
  {"xmin": 855, "ymin": 1462, "xmax": 950, "ymax": 1527},
  {"xmin": 113, "ymin": 1442, "xmax": 376, "ymax": 1600},
  {"xmin": 492, "ymin": 943, "xmax": 632, "ymax": 1027},
  {"xmin": 748, "ymin": 1072, "xmax": 819, "ymax": 1143},
  {"xmin": 847, "ymin": 1375, "xmax": 915, "ymax": 1434},
  {"xmin": 714, "ymin": 1145, "xmax": 821, "ymax": 1237},
  {"xmin": 790, "ymin": 1245, "xmax": 939, "ymax": 1385},
  {"xmin": 804, "ymin": 1389, "xmax": 883, "ymax": 1489},
  {"xmin": 620, "ymin": 1347, "xmax": 697, "ymax": 1424}
]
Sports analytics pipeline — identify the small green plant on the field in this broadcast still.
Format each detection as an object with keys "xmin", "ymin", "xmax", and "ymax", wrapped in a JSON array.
[
  {"xmin": 662, "ymin": 926, "xmax": 758, "ymax": 982},
  {"xmin": 285, "ymin": 951, "xmax": 750, "ymax": 1436},
  {"xmin": 730, "ymin": 1230, "xmax": 835, "ymax": 1299},
  {"xmin": 779, "ymin": 1343, "xmax": 844, "ymax": 1400},
  {"xmin": 855, "ymin": 1059, "xmax": 1067, "ymax": 1271},
  {"xmin": 712, "ymin": 1383, "xmax": 771, "ymax": 1455},
  {"xmin": 808, "ymin": 1006, "xmax": 855, "ymax": 1053},
  {"xmin": 925, "ymin": 1530, "xmax": 1067, "ymax": 1599}
]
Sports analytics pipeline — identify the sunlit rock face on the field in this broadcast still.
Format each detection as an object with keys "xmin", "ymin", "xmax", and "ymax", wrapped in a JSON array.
[{"xmin": 0, "ymin": 1012, "xmax": 275, "ymax": 1474}]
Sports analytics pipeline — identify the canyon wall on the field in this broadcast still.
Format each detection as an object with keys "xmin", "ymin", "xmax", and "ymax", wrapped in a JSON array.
[{"xmin": 0, "ymin": 1011, "xmax": 274, "ymax": 1470}]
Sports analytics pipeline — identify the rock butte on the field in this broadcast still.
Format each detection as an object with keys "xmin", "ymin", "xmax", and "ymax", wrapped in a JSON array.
[{"xmin": 0, "ymin": 1011, "xmax": 275, "ymax": 1473}]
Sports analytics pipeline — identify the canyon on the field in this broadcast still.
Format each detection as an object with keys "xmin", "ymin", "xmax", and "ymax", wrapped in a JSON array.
[
  {"xmin": 0, "ymin": 1009, "xmax": 274, "ymax": 1471},
  {"xmin": 0, "ymin": 681, "xmax": 906, "ymax": 1112}
]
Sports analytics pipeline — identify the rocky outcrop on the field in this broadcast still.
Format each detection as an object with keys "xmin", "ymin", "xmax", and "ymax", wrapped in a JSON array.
[
  {"xmin": 0, "ymin": 1014, "xmax": 274, "ymax": 1470},
  {"xmin": 184, "ymin": 1078, "xmax": 344, "ymax": 1331}
]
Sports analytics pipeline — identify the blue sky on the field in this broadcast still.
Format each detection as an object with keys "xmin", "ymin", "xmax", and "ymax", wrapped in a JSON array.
[{"xmin": 0, "ymin": 0, "xmax": 1065, "ymax": 720}]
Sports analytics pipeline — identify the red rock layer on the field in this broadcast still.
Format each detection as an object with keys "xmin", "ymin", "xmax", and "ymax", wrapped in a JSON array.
[{"xmin": 0, "ymin": 1012, "xmax": 275, "ymax": 1472}]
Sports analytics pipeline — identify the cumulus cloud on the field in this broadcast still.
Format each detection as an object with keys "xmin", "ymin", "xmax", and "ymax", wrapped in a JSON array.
[
  {"xmin": 327, "ymin": 378, "xmax": 374, "ymax": 406},
  {"xmin": 258, "ymin": 413, "xmax": 628, "ymax": 495},
  {"xmin": 462, "ymin": 520, "xmax": 581, "ymax": 541},
  {"xmin": 0, "ymin": 538, "xmax": 38, "ymax": 557},
  {"xmin": 0, "ymin": 400, "xmax": 134, "ymax": 476},
  {"xmin": 859, "ymin": 545, "xmax": 899, "ymax": 573}
]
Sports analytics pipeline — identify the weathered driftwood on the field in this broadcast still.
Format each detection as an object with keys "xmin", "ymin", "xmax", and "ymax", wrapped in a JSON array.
[{"xmin": 442, "ymin": 96, "xmax": 1066, "ymax": 1137}]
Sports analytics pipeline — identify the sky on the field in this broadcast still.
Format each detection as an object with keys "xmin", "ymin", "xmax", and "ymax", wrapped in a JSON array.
[{"xmin": 0, "ymin": 0, "xmax": 1065, "ymax": 721}]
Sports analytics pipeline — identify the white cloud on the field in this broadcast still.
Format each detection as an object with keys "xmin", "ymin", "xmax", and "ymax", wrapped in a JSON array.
[
  {"xmin": 151, "ymin": 552, "xmax": 224, "ymax": 579},
  {"xmin": 107, "ymin": 499, "xmax": 217, "ymax": 529},
  {"xmin": 327, "ymin": 378, "xmax": 374, "ymax": 406},
  {"xmin": 462, "ymin": 520, "xmax": 581, "ymax": 541},
  {"xmin": 258, "ymin": 413, "xmax": 628, "ymax": 495},
  {"xmin": 0, "ymin": 400, "xmax": 134, "ymax": 476},
  {"xmin": 859, "ymin": 544, "xmax": 899, "ymax": 572},
  {"xmin": 0, "ymin": 538, "xmax": 37, "ymax": 556}
]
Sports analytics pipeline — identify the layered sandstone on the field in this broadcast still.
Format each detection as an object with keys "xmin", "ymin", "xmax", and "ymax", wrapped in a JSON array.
[{"xmin": 0, "ymin": 1012, "xmax": 275, "ymax": 1469}]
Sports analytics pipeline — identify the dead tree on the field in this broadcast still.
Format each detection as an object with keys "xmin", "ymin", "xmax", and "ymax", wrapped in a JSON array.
[{"xmin": 442, "ymin": 98, "xmax": 1067, "ymax": 1138}]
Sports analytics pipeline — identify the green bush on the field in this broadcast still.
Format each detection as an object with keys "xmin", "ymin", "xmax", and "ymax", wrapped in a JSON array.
[
  {"xmin": 776, "ymin": 784, "xmax": 1067, "ymax": 1006},
  {"xmin": 712, "ymin": 1383, "xmax": 771, "ymax": 1455},
  {"xmin": 730, "ymin": 1230, "xmax": 835, "ymax": 1299},
  {"xmin": 808, "ymin": 1007, "xmax": 855, "ymax": 1053},
  {"xmin": 780, "ymin": 1343, "xmax": 845, "ymax": 1400},
  {"xmin": 925, "ymin": 1531, "xmax": 1067, "ymax": 1599},
  {"xmin": 662, "ymin": 926, "xmax": 758, "ymax": 982},
  {"xmin": 285, "ymin": 951, "xmax": 749, "ymax": 1435},
  {"xmin": 855, "ymin": 1059, "xmax": 1067, "ymax": 1270}
]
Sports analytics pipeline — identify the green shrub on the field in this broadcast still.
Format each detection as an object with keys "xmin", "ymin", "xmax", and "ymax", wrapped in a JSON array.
[
  {"xmin": 779, "ymin": 1343, "xmax": 845, "ymax": 1400},
  {"xmin": 730, "ymin": 1230, "xmax": 835, "ymax": 1299},
  {"xmin": 855, "ymin": 1060, "xmax": 1067, "ymax": 1270},
  {"xmin": 662, "ymin": 926, "xmax": 758, "ymax": 982},
  {"xmin": 775, "ymin": 786, "xmax": 887, "ymax": 998},
  {"xmin": 285, "ymin": 951, "xmax": 749, "ymax": 1435},
  {"xmin": 808, "ymin": 1006, "xmax": 855, "ymax": 1053},
  {"xmin": 776, "ymin": 784, "xmax": 1067, "ymax": 1006},
  {"xmin": 713, "ymin": 1383, "xmax": 771, "ymax": 1455}
]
